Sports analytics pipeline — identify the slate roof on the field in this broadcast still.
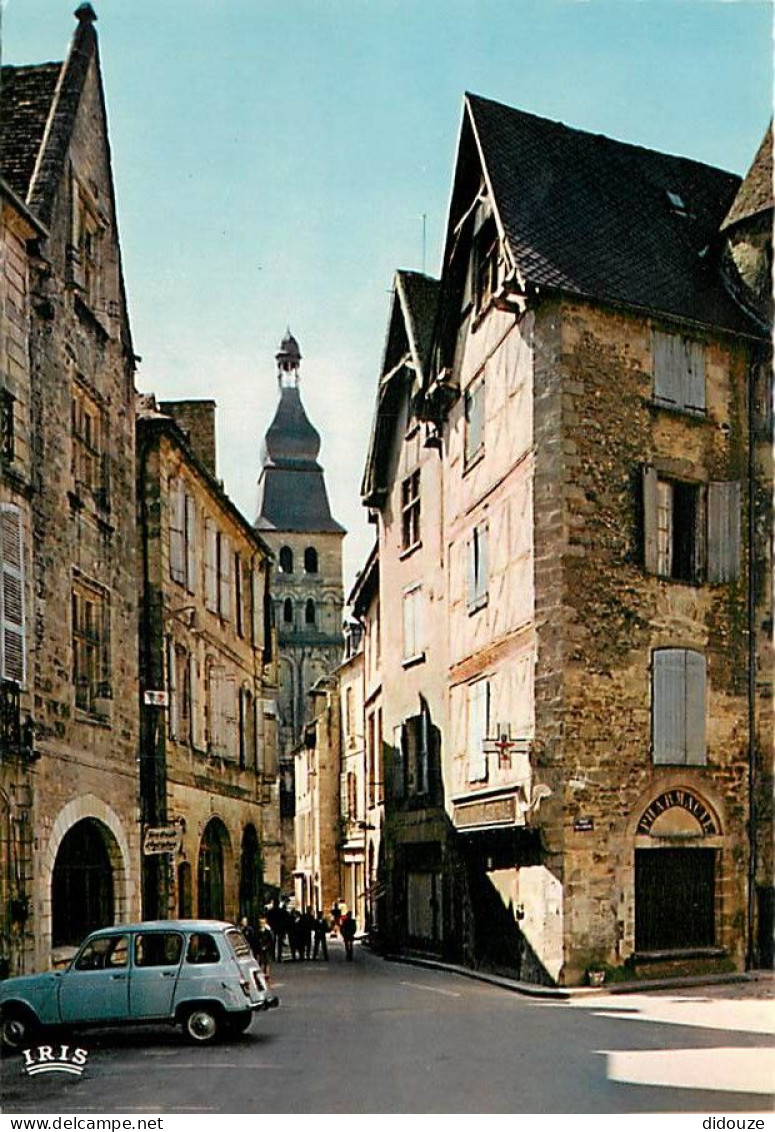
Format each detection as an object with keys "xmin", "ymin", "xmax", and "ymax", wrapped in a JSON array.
[
  {"xmin": 0, "ymin": 63, "xmax": 62, "ymax": 202},
  {"xmin": 721, "ymin": 124, "xmax": 773, "ymax": 231},
  {"xmin": 255, "ymin": 384, "xmax": 345, "ymax": 535},
  {"xmin": 465, "ymin": 93, "xmax": 758, "ymax": 336}
]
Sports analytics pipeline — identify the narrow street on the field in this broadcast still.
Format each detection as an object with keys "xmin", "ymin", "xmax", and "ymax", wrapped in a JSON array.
[{"xmin": 2, "ymin": 942, "xmax": 772, "ymax": 1114}]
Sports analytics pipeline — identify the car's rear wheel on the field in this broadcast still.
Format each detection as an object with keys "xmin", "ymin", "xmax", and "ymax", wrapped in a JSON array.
[
  {"xmin": 181, "ymin": 1005, "xmax": 221, "ymax": 1045},
  {"xmin": 224, "ymin": 1011, "xmax": 252, "ymax": 1036},
  {"xmin": 1, "ymin": 1006, "xmax": 38, "ymax": 1054}
]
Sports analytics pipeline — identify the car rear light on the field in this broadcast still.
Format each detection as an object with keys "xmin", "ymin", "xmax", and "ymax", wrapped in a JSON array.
[
  {"xmin": 253, "ymin": 970, "xmax": 267, "ymax": 993},
  {"xmin": 240, "ymin": 979, "xmax": 252, "ymax": 997}
]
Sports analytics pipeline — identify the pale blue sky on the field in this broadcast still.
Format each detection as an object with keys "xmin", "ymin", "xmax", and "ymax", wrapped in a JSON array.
[{"xmin": 4, "ymin": 0, "xmax": 772, "ymax": 587}]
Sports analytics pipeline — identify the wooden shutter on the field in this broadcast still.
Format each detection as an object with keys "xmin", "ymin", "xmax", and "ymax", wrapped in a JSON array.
[
  {"xmin": 707, "ymin": 481, "xmax": 741, "ymax": 583},
  {"xmin": 466, "ymin": 535, "xmax": 475, "ymax": 608},
  {"xmin": 251, "ymin": 568, "xmax": 261, "ymax": 648},
  {"xmin": 685, "ymin": 651, "xmax": 707, "ymax": 766},
  {"xmin": 189, "ymin": 654, "xmax": 201, "ymax": 748},
  {"xmin": 219, "ymin": 535, "xmax": 232, "ymax": 620},
  {"xmin": 167, "ymin": 637, "xmax": 178, "ymax": 739},
  {"xmin": 254, "ymin": 696, "xmax": 262, "ymax": 772},
  {"xmin": 642, "ymin": 465, "xmax": 659, "ymax": 574},
  {"xmin": 169, "ymin": 479, "xmax": 186, "ymax": 584},
  {"xmin": 204, "ymin": 520, "xmax": 218, "ymax": 611},
  {"xmin": 653, "ymin": 331, "xmax": 680, "ymax": 405},
  {"xmin": 478, "ymin": 525, "xmax": 488, "ymax": 601},
  {"xmin": 684, "ymin": 340, "xmax": 706, "ymax": 411},
  {"xmin": 652, "ymin": 649, "xmax": 686, "ymax": 764},
  {"xmin": 209, "ymin": 665, "xmax": 225, "ymax": 753},
  {"xmin": 185, "ymin": 495, "xmax": 197, "ymax": 594},
  {"xmin": 0, "ymin": 506, "xmax": 25, "ymax": 685},
  {"xmin": 223, "ymin": 675, "xmax": 237, "ymax": 759}
]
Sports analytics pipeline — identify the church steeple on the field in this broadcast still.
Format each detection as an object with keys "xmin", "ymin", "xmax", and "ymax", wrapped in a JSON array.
[
  {"xmin": 255, "ymin": 332, "xmax": 345, "ymax": 535},
  {"xmin": 276, "ymin": 328, "xmax": 302, "ymax": 388}
]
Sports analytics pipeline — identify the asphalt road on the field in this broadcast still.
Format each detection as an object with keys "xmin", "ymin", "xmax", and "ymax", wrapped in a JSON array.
[{"xmin": 2, "ymin": 941, "xmax": 772, "ymax": 1114}]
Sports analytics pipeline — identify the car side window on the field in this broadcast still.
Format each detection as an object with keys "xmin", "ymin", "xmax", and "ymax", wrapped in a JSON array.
[
  {"xmin": 75, "ymin": 935, "xmax": 129, "ymax": 971},
  {"xmin": 134, "ymin": 932, "xmax": 183, "ymax": 968},
  {"xmin": 185, "ymin": 932, "xmax": 220, "ymax": 964}
]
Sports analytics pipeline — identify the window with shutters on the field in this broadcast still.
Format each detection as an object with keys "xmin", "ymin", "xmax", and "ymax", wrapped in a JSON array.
[
  {"xmin": 404, "ymin": 712, "xmax": 429, "ymax": 797},
  {"xmin": 239, "ymin": 685, "xmax": 255, "ymax": 770},
  {"xmin": 652, "ymin": 331, "xmax": 706, "ymax": 413},
  {"xmin": 250, "ymin": 568, "xmax": 262, "ymax": 649},
  {"xmin": 72, "ymin": 383, "xmax": 108, "ymax": 509},
  {"xmin": 402, "ymin": 584, "xmax": 424, "ymax": 664},
  {"xmin": 467, "ymin": 679, "xmax": 490, "ymax": 783},
  {"xmin": 643, "ymin": 467, "xmax": 740, "ymax": 584},
  {"xmin": 652, "ymin": 648, "xmax": 707, "ymax": 766},
  {"xmin": 168, "ymin": 479, "xmax": 186, "ymax": 585},
  {"xmin": 464, "ymin": 377, "xmax": 485, "ymax": 466},
  {"xmin": 185, "ymin": 494, "xmax": 197, "ymax": 594},
  {"xmin": 1, "ymin": 390, "xmax": 15, "ymax": 463},
  {"xmin": 72, "ymin": 579, "xmax": 110, "ymax": 714},
  {"xmin": 401, "ymin": 471, "xmax": 421, "ymax": 552},
  {"xmin": 467, "ymin": 522, "xmax": 489, "ymax": 611},
  {"xmin": 0, "ymin": 505, "xmax": 25, "ymax": 686}
]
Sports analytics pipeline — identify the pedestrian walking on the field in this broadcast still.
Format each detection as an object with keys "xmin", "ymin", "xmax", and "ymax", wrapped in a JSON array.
[
  {"xmin": 300, "ymin": 909, "xmax": 314, "ymax": 960},
  {"xmin": 341, "ymin": 910, "xmax": 356, "ymax": 961},
  {"xmin": 312, "ymin": 912, "xmax": 329, "ymax": 961},
  {"xmin": 330, "ymin": 900, "xmax": 341, "ymax": 938},
  {"xmin": 288, "ymin": 909, "xmax": 303, "ymax": 961},
  {"xmin": 257, "ymin": 918, "xmax": 274, "ymax": 975},
  {"xmin": 238, "ymin": 915, "xmax": 257, "ymax": 956}
]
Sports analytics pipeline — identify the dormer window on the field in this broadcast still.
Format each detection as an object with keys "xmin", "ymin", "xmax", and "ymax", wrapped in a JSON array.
[{"xmin": 666, "ymin": 190, "xmax": 689, "ymax": 218}]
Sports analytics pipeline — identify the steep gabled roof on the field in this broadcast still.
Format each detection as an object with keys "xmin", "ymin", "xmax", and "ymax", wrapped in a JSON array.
[
  {"xmin": 457, "ymin": 93, "xmax": 757, "ymax": 336},
  {"xmin": 361, "ymin": 270, "xmax": 439, "ymax": 507},
  {"xmin": 721, "ymin": 123, "xmax": 773, "ymax": 231},
  {"xmin": 0, "ymin": 62, "xmax": 62, "ymax": 202}
]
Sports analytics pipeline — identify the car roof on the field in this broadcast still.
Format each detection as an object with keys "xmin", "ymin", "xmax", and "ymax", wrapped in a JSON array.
[{"xmin": 86, "ymin": 919, "xmax": 237, "ymax": 937}]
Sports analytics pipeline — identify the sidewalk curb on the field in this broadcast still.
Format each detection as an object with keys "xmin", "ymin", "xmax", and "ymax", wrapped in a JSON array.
[{"xmin": 380, "ymin": 951, "xmax": 773, "ymax": 1001}]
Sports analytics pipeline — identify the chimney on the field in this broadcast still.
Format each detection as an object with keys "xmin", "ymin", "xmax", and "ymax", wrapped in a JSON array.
[{"xmin": 159, "ymin": 400, "xmax": 217, "ymax": 478}]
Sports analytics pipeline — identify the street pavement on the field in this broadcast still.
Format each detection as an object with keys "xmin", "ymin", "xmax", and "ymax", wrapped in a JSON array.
[{"xmin": 2, "ymin": 941, "xmax": 773, "ymax": 1114}]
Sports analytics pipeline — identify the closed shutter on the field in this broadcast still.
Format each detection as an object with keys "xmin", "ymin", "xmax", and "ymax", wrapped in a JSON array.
[
  {"xmin": 477, "ymin": 525, "xmax": 488, "ymax": 601},
  {"xmin": 189, "ymin": 654, "xmax": 201, "ymax": 748},
  {"xmin": 707, "ymin": 481, "xmax": 741, "ymax": 583},
  {"xmin": 204, "ymin": 521, "xmax": 218, "ymax": 611},
  {"xmin": 169, "ymin": 479, "xmax": 186, "ymax": 584},
  {"xmin": 224, "ymin": 675, "xmax": 238, "ymax": 759},
  {"xmin": 466, "ymin": 535, "xmax": 475, "ymax": 608},
  {"xmin": 685, "ymin": 651, "xmax": 707, "ymax": 766},
  {"xmin": 254, "ymin": 696, "xmax": 262, "ymax": 772},
  {"xmin": 653, "ymin": 331, "xmax": 680, "ymax": 405},
  {"xmin": 685, "ymin": 339, "xmax": 706, "ymax": 411},
  {"xmin": 209, "ymin": 665, "xmax": 225, "ymax": 753},
  {"xmin": 185, "ymin": 495, "xmax": 197, "ymax": 594},
  {"xmin": 167, "ymin": 637, "xmax": 178, "ymax": 739},
  {"xmin": 219, "ymin": 535, "xmax": 232, "ymax": 620},
  {"xmin": 0, "ymin": 506, "xmax": 25, "ymax": 685},
  {"xmin": 642, "ymin": 465, "xmax": 659, "ymax": 574},
  {"xmin": 251, "ymin": 568, "xmax": 261, "ymax": 648},
  {"xmin": 653, "ymin": 649, "xmax": 686, "ymax": 765}
]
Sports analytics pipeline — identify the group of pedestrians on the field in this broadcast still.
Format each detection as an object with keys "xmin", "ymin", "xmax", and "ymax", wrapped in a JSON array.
[{"xmin": 239, "ymin": 900, "xmax": 359, "ymax": 967}]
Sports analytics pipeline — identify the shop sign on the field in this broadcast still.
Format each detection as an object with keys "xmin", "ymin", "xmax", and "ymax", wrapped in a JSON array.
[
  {"xmin": 454, "ymin": 793, "xmax": 517, "ymax": 831},
  {"xmin": 574, "ymin": 816, "xmax": 594, "ymax": 832},
  {"xmin": 143, "ymin": 825, "xmax": 182, "ymax": 855},
  {"xmin": 637, "ymin": 790, "xmax": 716, "ymax": 836}
]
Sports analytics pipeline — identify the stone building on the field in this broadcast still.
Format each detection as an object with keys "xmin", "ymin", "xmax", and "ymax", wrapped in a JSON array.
[
  {"xmin": 0, "ymin": 179, "xmax": 45, "ymax": 975},
  {"xmin": 255, "ymin": 331, "xmax": 345, "ymax": 891},
  {"xmin": 293, "ymin": 677, "xmax": 341, "ymax": 917},
  {"xmin": 136, "ymin": 397, "xmax": 280, "ymax": 923},
  {"xmin": 337, "ymin": 618, "xmax": 366, "ymax": 927},
  {"xmin": 0, "ymin": 5, "xmax": 141, "ymax": 970},
  {"xmin": 363, "ymin": 95, "xmax": 773, "ymax": 983}
]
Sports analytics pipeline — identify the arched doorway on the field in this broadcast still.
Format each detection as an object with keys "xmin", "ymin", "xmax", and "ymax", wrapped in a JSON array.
[
  {"xmin": 239, "ymin": 824, "xmax": 263, "ymax": 924},
  {"xmin": 52, "ymin": 819, "xmax": 115, "ymax": 946},
  {"xmin": 198, "ymin": 818, "xmax": 230, "ymax": 919},
  {"xmin": 634, "ymin": 789, "xmax": 720, "ymax": 953}
]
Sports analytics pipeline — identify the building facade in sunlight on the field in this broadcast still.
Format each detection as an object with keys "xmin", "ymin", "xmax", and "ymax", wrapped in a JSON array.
[{"xmin": 361, "ymin": 96, "xmax": 773, "ymax": 984}]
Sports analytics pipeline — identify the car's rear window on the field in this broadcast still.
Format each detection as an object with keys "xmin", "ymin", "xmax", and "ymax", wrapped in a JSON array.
[
  {"xmin": 185, "ymin": 932, "xmax": 221, "ymax": 964},
  {"xmin": 226, "ymin": 928, "xmax": 252, "ymax": 959}
]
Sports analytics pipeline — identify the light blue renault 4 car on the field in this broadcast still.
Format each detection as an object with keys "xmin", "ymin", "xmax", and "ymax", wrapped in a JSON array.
[{"xmin": 0, "ymin": 920, "xmax": 278, "ymax": 1051}]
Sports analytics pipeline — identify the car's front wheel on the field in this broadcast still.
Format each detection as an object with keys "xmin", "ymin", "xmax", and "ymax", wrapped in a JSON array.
[
  {"xmin": 1, "ymin": 1006, "xmax": 38, "ymax": 1054},
  {"xmin": 181, "ymin": 1005, "xmax": 222, "ymax": 1045}
]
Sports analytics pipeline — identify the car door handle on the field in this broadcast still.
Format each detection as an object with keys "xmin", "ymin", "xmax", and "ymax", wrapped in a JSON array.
[
  {"xmin": 161, "ymin": 971, "xmax": 177, "ymax": 978},
  {"xmin": 110, "ymin": 973, "xmax": 127, "ymax": 981}
]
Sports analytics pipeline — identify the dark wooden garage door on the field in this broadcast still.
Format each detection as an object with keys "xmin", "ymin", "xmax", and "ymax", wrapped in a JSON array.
[{"xmin": 635, "ymin": 847, "xmax": 715, "ymax": 952}]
